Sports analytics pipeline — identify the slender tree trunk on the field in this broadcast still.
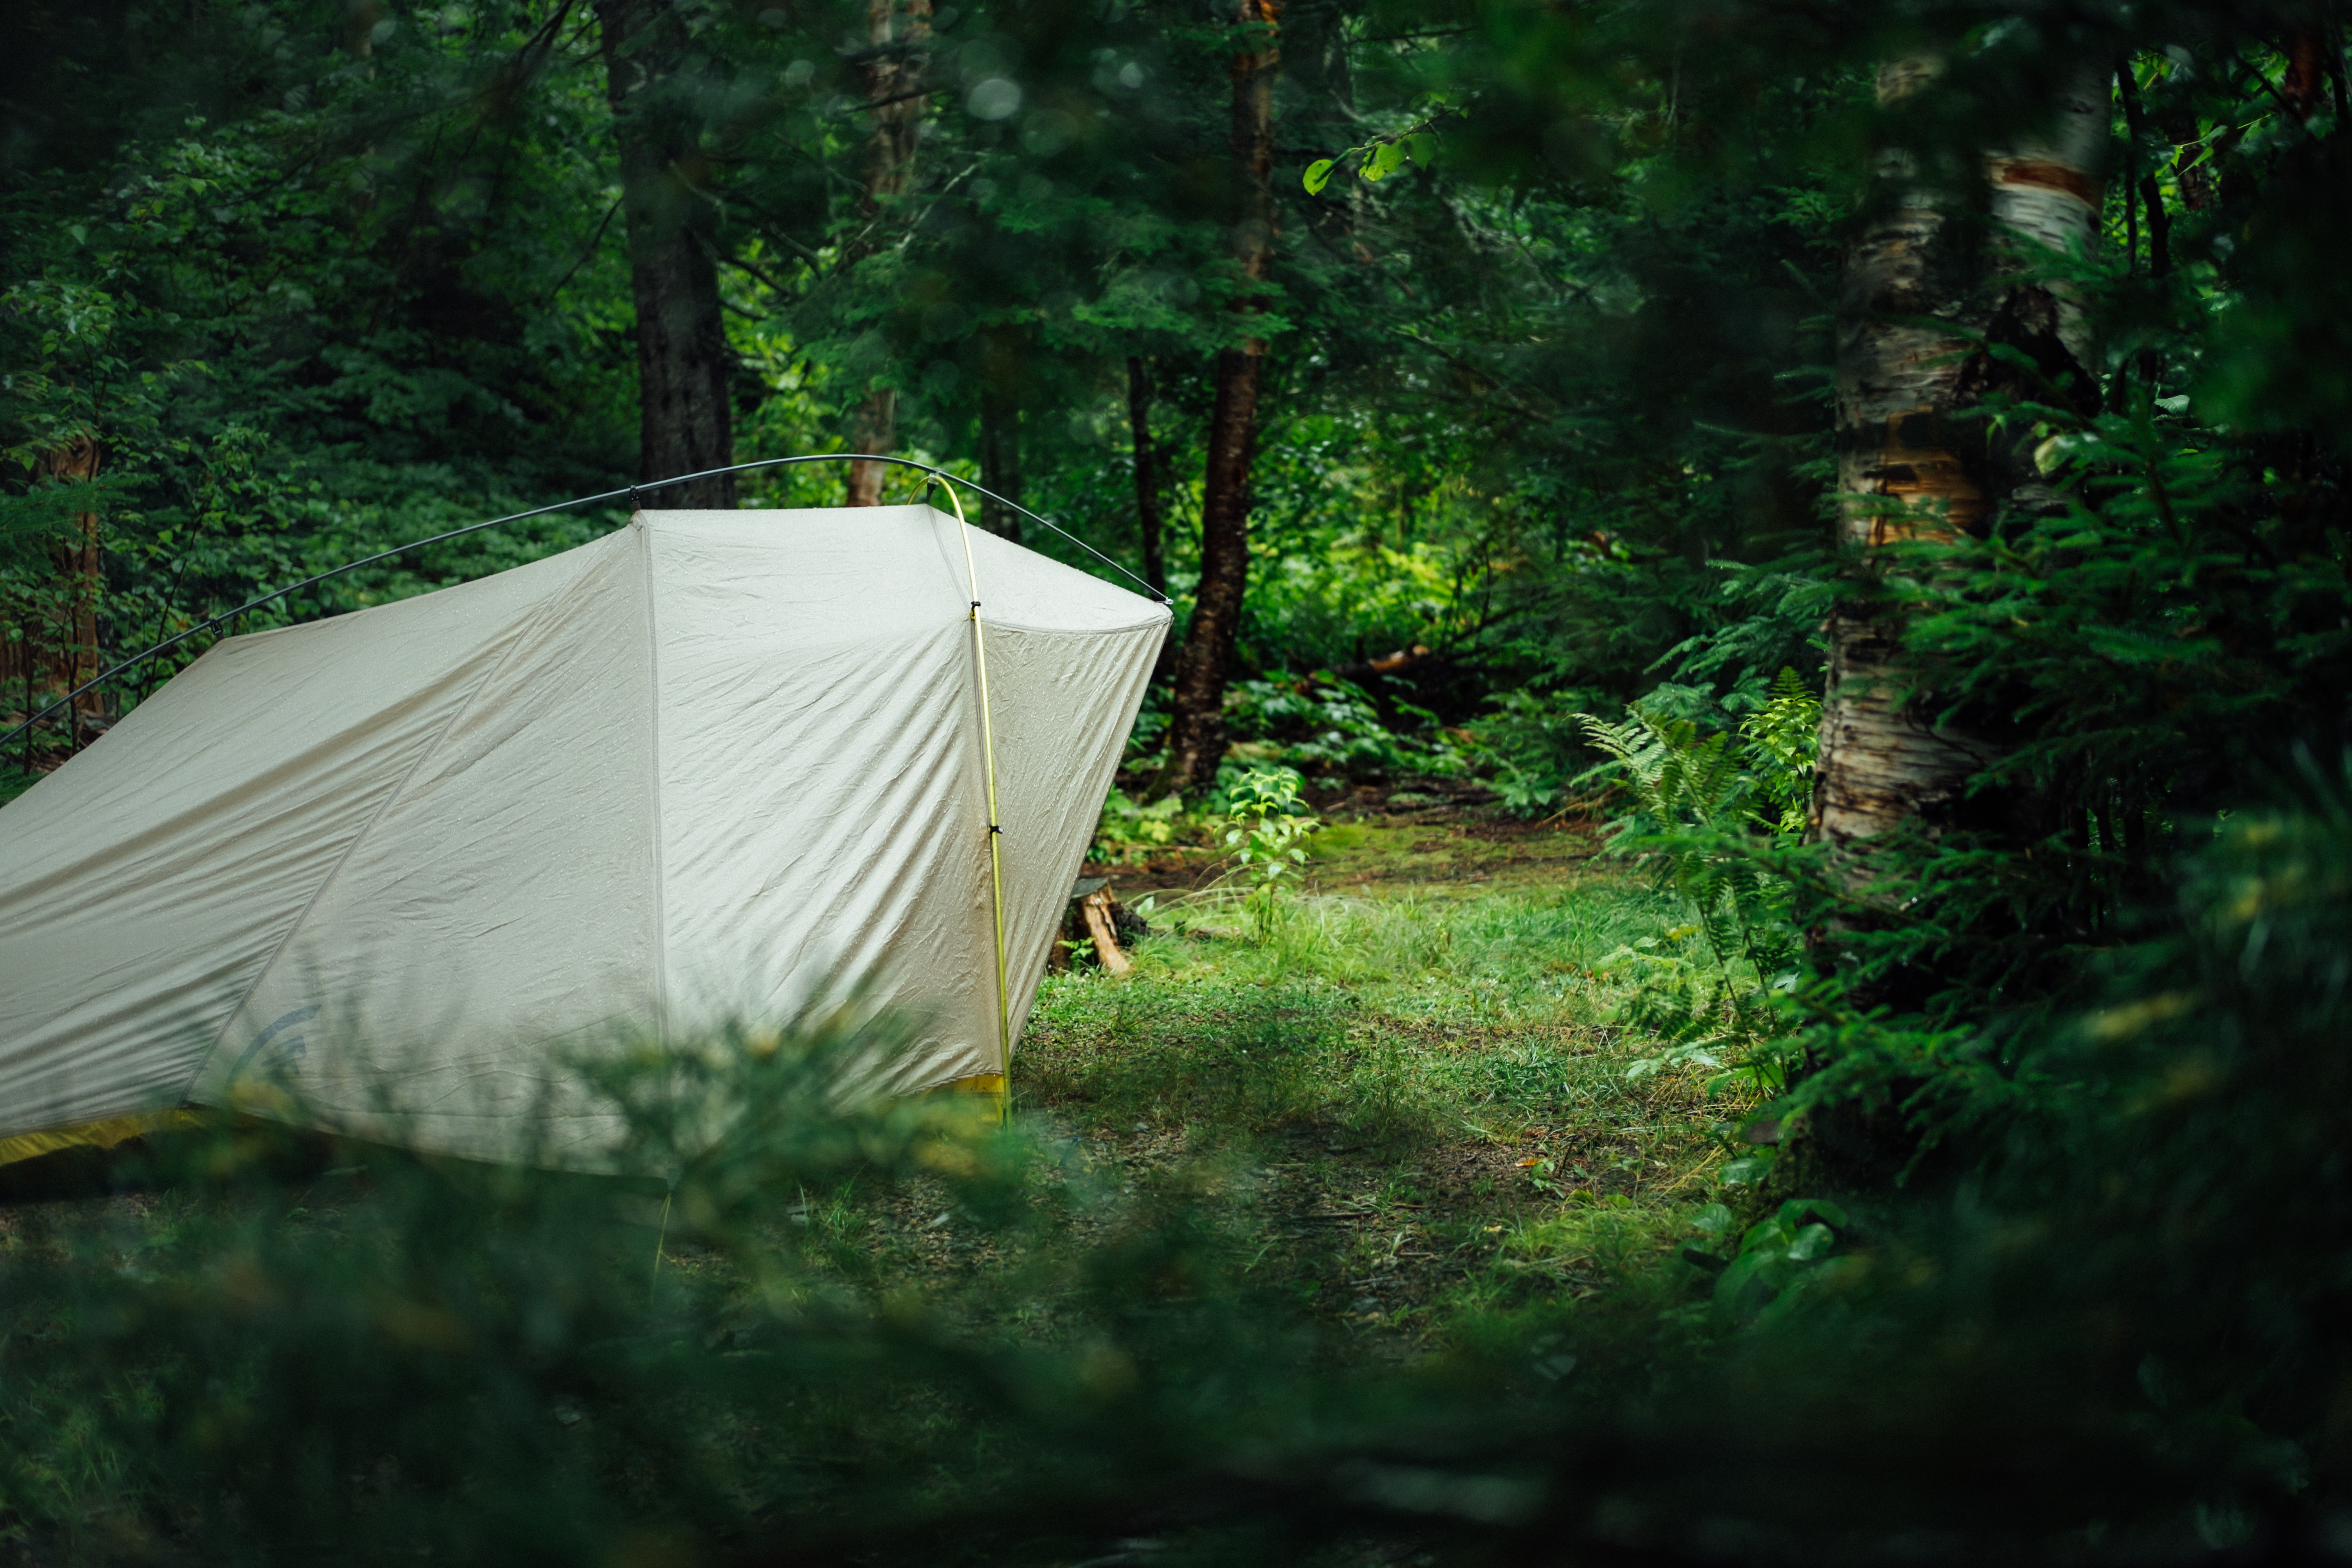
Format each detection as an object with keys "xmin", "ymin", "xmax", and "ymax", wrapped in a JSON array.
[
  {"xmin": 41, "ymin": 437, "xmax": 103, "ymax": 752},
  {"xmin": 1813, "ymin": 60, "xmax": 2104, "ymax": 864},
  {"xmin": 847, "ymin": 390, "xmax": 897, "ymax": 506},
  {"xmin": 2284, "ymin": 27, "xmax": 2330, "ymax": 120},
  {"xmin": 844, "ymin": 0, "xmax": 931, "ymax": 506},
  {"xmin": 2115, "ymin": 70, "xmax": 2172, "ymax": 280},
  {"xmin": 2, "ymin": 438, "xmax": 99, "ymax": 759},
  {"xmin": 595, "ymin": 0, "xmax": 735, "ymax": 509},
  {"xmin": 1127, "ymin": 356, "xmax": 1166, "ymax": 596},
  {"xmin": 1155, "ymin": 0, "xmax": 1278, "ymax": 799},
  {"xmin": 979, "ymin": 385, "xmax": 1023, "ymax": 543}
]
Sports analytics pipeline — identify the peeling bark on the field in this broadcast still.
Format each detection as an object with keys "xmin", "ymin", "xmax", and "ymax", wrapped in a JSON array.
[
  {"xmin": 1814, "ymin": 60, "xmax": 2105, "ymax": 861},
  {"xmin": 1156, "ymin": 0, "xmax": 1279, "ymax": 799}
]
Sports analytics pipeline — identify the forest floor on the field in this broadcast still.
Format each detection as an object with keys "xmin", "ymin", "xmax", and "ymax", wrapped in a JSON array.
[{"xmin": 865, "ymin": 784, "xmax": 1750, "ymax": 1360}]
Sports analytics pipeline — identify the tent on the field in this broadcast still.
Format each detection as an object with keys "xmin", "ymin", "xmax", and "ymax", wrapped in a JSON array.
[{"xmin": 0, "ymin": 505, "xmax": 1168, "ymax": 1163}]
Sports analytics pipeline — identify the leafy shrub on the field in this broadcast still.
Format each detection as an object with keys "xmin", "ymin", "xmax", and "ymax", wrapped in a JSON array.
[
  {"xmin": 1215, "ymin": 766, "xmax": 1323, "ymax": 941},
  {"xmin": 1467, "ymin": 688, "xmax": 1605, "ymax": 817},
  {"xmin": 1680, "ymin": 1197, "xmax": 1852, "ymax": 1327},
  {"xmin": 1739, "ymin": 668, "xmax": 1820, "ymax": 837},
  {"xmin": 1223, "ymin": 673, "xmax": 1466, "ymax": 781},
  {"xmin": 1564, "ymin": 676, "xmax": 1822, "ymax": 1121},
  {"xmin": 1573, "ymin": 668, "xmax": 1818, "ymax": 973},
  {"xmin": 1091, "ymin": 786, "xmax": 1191, "ymax": 865}
]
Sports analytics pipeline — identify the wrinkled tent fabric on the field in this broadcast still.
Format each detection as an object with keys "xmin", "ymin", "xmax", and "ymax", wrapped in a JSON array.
[{"xmin": 0, "ymin": 506, "xmax": 1167, "ymax": 1163}]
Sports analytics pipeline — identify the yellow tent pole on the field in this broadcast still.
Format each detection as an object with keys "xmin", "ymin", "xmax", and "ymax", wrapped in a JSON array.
[{"xmin": 934, "ymin": 479, "xmax": 1013, "ymax": 1121}]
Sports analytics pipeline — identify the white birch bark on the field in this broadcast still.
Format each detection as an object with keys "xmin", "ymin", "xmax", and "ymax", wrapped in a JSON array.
[{"xmin": 1813, "ymin": 62, "xmax": 2105, "ymax": 857}]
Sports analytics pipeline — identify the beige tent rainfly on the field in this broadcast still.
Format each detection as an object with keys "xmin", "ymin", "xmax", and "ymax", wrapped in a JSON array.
[{"xmin": 0, "ymin": 503, "xmax": 1168, "ymax": 1165}]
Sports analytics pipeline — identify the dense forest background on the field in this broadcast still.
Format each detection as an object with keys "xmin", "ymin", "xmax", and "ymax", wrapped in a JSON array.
[
  {"xmin": 7, "ymin": 0, "xmax": 2352, "ymax": 1561},
  {"xmin": 0, "ymin": 0, "xmax": 1856, "ymax": 788}
]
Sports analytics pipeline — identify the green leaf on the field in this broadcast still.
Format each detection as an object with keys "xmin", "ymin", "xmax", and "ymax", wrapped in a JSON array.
[
  {"xmin": 1789, "ymin": 1197, "xmax": 1849, "ymax": 1229},
  {"xmin": 1719, "ymin": 1154, "xmax": 1771, "ymax": 1185},
  {"xmin": 1405, "ymin": 133, "xmax": 1436, "ymax": 165},
  {"xmin": 1302, "ymin": 158, "xmax": 1336, "ymax": 195},
  {"xmin": 1785, "ymin": 1223, "xmax": 1835, "ymax": 1263},
  {"xmin": 1366, "ymin": 141, "xmax": 1406, "ymax": 181},
  {"xmin": 1712, "ymin": 1248, "xmax": 1780, "ymax": 1310}
]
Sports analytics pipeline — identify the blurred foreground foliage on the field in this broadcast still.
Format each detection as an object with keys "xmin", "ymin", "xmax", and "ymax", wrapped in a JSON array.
[{"xmin": 9, "ymin": 777, "xmax": 2352, "ymax": 1563}]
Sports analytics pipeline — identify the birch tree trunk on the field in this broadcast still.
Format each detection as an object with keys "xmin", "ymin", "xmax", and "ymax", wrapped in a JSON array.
[
  {"xmin": 595, "ymin": 0, "xmax": 735, "ymax": 510},
  {"xmin": 1813, "ymin": 61, "xmax": 2106, "ymax": 864},
  {"xmin": 845, "ymin": 0, "xmax": 931, "ymax": 507},
  {"xmin": 1156, "ymin": 0, "xmax": 1278, "ymax": 799}
]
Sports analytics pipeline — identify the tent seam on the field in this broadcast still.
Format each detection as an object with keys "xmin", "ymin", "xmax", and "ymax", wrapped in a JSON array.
[
  {"xmin": 973, "ymin": 612, "xmax": 1171, "ymax": 637},
  {"xmin": 642, "ymin": 519, "xmax": 671, "ymax": 1046},
  {"xmin": 185, "ymin": 550, "xmax": 600, "ymax": 1095}
]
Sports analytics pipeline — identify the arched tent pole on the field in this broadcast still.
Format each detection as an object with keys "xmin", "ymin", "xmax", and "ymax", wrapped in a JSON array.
[
  {"xmin": 928, "ymin": 476, "xmax": 1015, "ymax": 1120},
  {"xmin": 1, "ymin": 454, "xmax": 1168, "ymax": 755}
]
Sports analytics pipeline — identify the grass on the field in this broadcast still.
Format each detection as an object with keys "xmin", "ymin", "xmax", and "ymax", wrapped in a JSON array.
[{"xmin": 1019, "ymin": 816, "xmax": 1761, "ymax": 1356}]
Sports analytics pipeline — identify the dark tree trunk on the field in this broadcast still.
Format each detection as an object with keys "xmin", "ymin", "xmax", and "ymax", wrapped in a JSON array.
[
  {"xmin": 595, "ymin": 0, "xmax": 734, "ymax": 509},
  {"xmin": 844, "ymin": 0, "xmax": 931, "ymax": 506},
  {"xmin": 56, "ymin": 446, "xmax": 100, "ymax": 740},
  {"xmin": 1155, "ymin": 0, "xmax": 1278, "ymax": 799},
  {"xmin": 1127, "ymin": 356, "xmax": 1165, "ymax": 596},
  {"xmin": 846, "ymin": 389, "xmax": 897, "ymax": 506},
  {"xmin": 1158, "ymin": 349, "xmax": 1262, "ymax": 794},
  {"xmin": 979, "ymin": 385, "xmax": 1022, "ymax": 543},
  {"xmin": 2116, "ymin": 70, "xmax": 2172, "ymax": 280}
]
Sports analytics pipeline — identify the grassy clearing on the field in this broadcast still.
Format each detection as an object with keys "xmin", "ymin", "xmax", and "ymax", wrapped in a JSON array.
[
  {"xmin": 1018, "ymin": 815, "xmax": 1757, "ymax": 1357},
  {"xmin": 0, "ymin": 815, "xmax": 1747, "ymax": 1369},
  {"xmin": 0, "ymin": 809, "xmax": 1755, "ymax": 1562}
]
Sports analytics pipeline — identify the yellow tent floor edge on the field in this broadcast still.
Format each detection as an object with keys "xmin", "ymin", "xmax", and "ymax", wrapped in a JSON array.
[
  {"xmin": 0, "ymin": 1110, "xmax": 210, "ymax": 1170},
  {"xmin": 925, "ymin": 1071, "xmax": 1009, "ymax": 1118}
]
